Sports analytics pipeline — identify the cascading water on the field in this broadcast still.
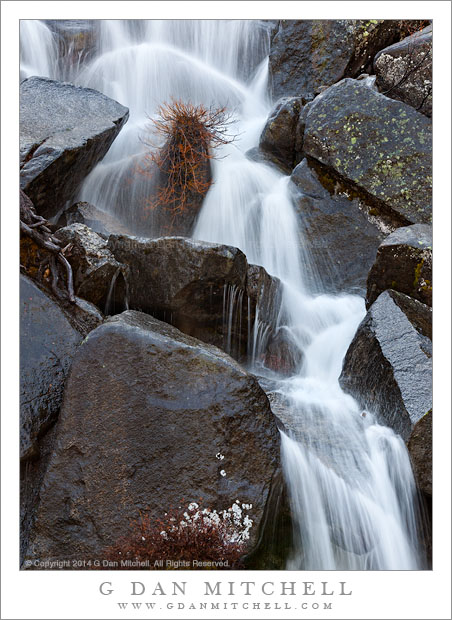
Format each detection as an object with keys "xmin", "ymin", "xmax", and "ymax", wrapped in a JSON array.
[
  {"xmin": 20, "ymin": 20, "xmax": 58, "ymax": 80},
  {"xmin": 20, "ymin": 19, "xmax": 426, "ymax": 569}
]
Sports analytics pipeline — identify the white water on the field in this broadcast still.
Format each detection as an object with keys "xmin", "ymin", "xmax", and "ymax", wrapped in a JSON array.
[
  {"xmin": 20, "ymin": 20, "xmax": 58, "ymax": 80},
  {"xmin": 20, "ymin": 19, "xmax": 425, "ymax": 569}
]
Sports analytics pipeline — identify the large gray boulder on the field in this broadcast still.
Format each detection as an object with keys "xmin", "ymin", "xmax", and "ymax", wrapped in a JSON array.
[
  {"xmin": 25, "ymin": 311, "xmax": 285, "ymax": 567},
  {"xmin": 20, "ymin": 77, "xmax": 129, "ymax": 219},
  {"xmin": 303, "ymin": 78, "xmax": 432, "ymax": 225},
  {"xmin": 366, "ymin": 224, "xmax": 432, "ymax": 308},
  {"xmin": 20, "ymin": 274, "xmax": 83, "ymax": 462},
  {"xmin": 340, "ymin": 289, "xmax": 432, "ymax": 441},
  {"xmin": 20, "ymin": 272, "xmax": 101, "ymax": 564},
  {"xmin": 290, "ymin": 158, "xmax": 383, "ymax": 294},
  {"xmin": 375, "ymin": 25, "xmax": 432, "ymax": 117},
  {"xmin": 268, "ymin": 20, "xmax": 426, "ymax": 101},
  {"xmin": 108, "ymin": 235, "xmax": 250, "ymax": 358},
  {"xmin": 107, "ymin": 235, "xmax": 288, "ymax": 367}
]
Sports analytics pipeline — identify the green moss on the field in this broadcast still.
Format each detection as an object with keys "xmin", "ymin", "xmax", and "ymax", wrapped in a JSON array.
[{"xmin": 413, "ymin": 259, "xmax": 425, "ymax": 288}]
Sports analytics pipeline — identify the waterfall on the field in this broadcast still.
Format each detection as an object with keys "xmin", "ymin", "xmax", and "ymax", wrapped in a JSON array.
[
  {"xmin": 20, "ymin": 20, "xmax": 58, "ymax": 80},
  {"xmin": 20, "ymin": 19, "xmax": 426, "ymax": 569}
]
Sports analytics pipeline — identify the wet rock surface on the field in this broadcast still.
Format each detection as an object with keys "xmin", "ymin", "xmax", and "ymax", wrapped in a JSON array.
[
  {"xmin": 366, "ymin": 224, "xmax": 432, "ymax": 308},
  {"xmin": 20, "ymin": 275, "xmax": 83, "ymax": 462},
  {"xmin": 54, "ymin": 224, "xmax": 128, "ymax": 315},
  {"xmin": 25, "ymin": 311, "xmax": 284, "ymax": 565},
  {"xmin": 408, "ymin": 409, "xmax": 432, "ymax": 497},
  {"xmin": 303, "ymin": 78, "xmax": 432, "ymax": 225},
  {"xmin": 290, "ymin": 158, "xmax": 384, "ymax": 294},
  {"xmin": 375, "ymin": 25, "xmax": 432, "ymax": 117},
  {"xmin": 259, "ymin": 97, "xmax": 304, "ymax": 171},
  {"xmin": 340, "ymin": 289, "xmax": 432, "ymax": 441},
  {"xmin": 268, "ymin": 20, "xmax": 426, "ymax": 101},
  {"xmin": 107, "ymin": 235, "xmax": 249, "ymax": 358},
  {"xmin": 20, "ymin": 77, "xmax": 129, "ymax": 219}
]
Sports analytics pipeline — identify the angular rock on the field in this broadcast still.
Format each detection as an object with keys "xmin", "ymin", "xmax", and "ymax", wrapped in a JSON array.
[
  {"xmin": 246, "ymin": 265, "xmax": 300, "ymax": 374},
  {"xmin": 20, "ymin": 275, "xmax": 102, "ymax": 564},
  {"xmin": 20, "ymin": 275, "xmax": 82, "ymax": 461},
  {"xmin": 375, "ymin": 25, "xmax": 432, "ymax": 117},
  {"xmin": 339, "ymin": 289, "xmax": 432, "ymax": 441},
  {"xmin": 20, "ymin": 77, "xmax": 129, "ymax": 219},
  {"xmin": 56, "ymin": 201, "xmax": 131, "ymax": 237},
  {"xmin": 247, "ymin": 264, "xmax": 282, "ymax": 322},
  {"xmin": 290, "ymin": 158, "xmax": 383, "ymax": 294},
  {"xmin": 407, "ymin": 409, "xmax": 432, "ymax": 497},
  {"xmin": 108, "ymin": 235, "xmax": 249, "ymax": 358},
  {"xmin": 54, "ymin": 224, "xmax": 128, "ymax": 314},
  {"xmin": 268, "ymin": 20, "xmax": 426, "ymax": 101},
  {"xmin": 303, "ymin": 78, "xmax": 432, "ymax": 225},
  {"xmin": 26, "ymin": 311, "xmax": 285, "ymax": 566},
  {"xmin": 258, "ymin": 97, "xmax": 304, "ymax": 171},
  {"xmin": 366, "ymin": 224, "xmax": 432, "ymax": 308},
  {"xmin": 245, "ymin": 146, "xmax": 288, "ymax": 172}
]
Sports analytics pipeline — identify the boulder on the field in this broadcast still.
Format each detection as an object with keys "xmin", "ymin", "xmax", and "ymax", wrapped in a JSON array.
[
  {"xmin": 25, "ymin": 311, "xmax": 285, "ymax": 566},
  {"xmin": 54, "ymin": 224, "xmax": 129, "ymax": 314},
  {"xmin": 106, "ymin": 235, "xmax": 291, "ymax": 368},
  {"xmin": 20, "ymin": 77, "xmax": 129, "ymax": 219},
  {"xmin": 246, "ymin": 265, "xmax": 301, "ymax": 374},
  {"xmin": 107, "ymin": 235, "xmax": 250, "ymax": 359},
  {"xmin": 20, "ymin": 275, "xmax": 83, "ymax": 462},
  {"xmin": 366, "ymin": 224, "xmax": 432, "ymax": 308},
  {"xmin": 407, "ymin": 409, "xmax": 432, "ymax": 497},
  {"xmin": 268, "ymin": 20, "xmax": 427, "ymax": 101},
  {"xmin": 20, "ymin": 275, "xmax": 102, "ymax": 564},
  {"xmin": 303, "ymin": 78, "xmax": 432, "ymax": 225},
  {"xmin": 339, "ymin": 289, "xmax": 432, "ymax": 441},
  {"xmin": 290, "ymin": 158, "xmax": 384, "ymax": 294},
  {"xmin": 258, "ymin": 97, "xmax": 304, "ymax": 171},
  {"xmin": 375, "ymin": 25, "xmax": 432, "ymax": 117},
  {"xmin": 56, "ymin": 201, "xmax": 131, "ymax": 238}
]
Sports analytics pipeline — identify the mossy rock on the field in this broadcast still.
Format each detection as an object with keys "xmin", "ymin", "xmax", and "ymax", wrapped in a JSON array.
[{"xmin": 303, "ymin": 79, "xmax": 431, "ymax": 225}]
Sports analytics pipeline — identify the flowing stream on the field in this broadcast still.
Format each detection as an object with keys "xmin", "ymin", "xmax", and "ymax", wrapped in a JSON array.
[{"xmin": 21, "ymin": 19, "xmax": 425, "ymax": 569}]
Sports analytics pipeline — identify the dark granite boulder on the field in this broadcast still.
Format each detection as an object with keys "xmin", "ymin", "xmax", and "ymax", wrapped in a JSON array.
[
  {"xmin": 258, "ymin": 97, "xmax": 304, "ymax": 171},
  {"xmin": 20, "ymin": 275, "xmax": 83, "ymax": 462},
  {"xmin": 20, "ymin": 77, "xmax": 129, "ymax": 219},
  {"xmin": 375, "ymin": 25, "xmax": 432, "ymax": 117},
  {"xmin": 339, "ymin": 289, "xmax": 432, "ymax": 441},
  {"xmin": 25, "ymin": 311, "xmax": 285, "ymax": 567},
  {"xmin": 366, "ymin": 224, "xmax": 432, "ymax": 308},
  {"xmin": 107, "ymin": 235, "xmax": 250, "ymax": 359},
  {"xmin": 268, "ymin": 20, "xmax": 427, "ymax": 101},
  {"xmin": 303, "ymin": 78, "xmax": 432, "ymax": 225},
  {"xmin": 290, "ymin": 158, "xmax": 383, "ymax": 294}
]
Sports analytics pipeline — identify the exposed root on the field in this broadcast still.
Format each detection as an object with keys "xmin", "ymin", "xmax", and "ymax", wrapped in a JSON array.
[{"xmin": 20, "ymin": 190, "xmax": 75, "ymax": 303}]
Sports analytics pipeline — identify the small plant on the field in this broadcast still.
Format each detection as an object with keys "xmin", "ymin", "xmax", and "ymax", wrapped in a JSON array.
[
  {"xmin": 137, "ymin": 99, "xmax": 235, "ymax": 231},
  {"xmin": 102, "ymin": 499, "xmax": 253, "ymax": 570}
]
